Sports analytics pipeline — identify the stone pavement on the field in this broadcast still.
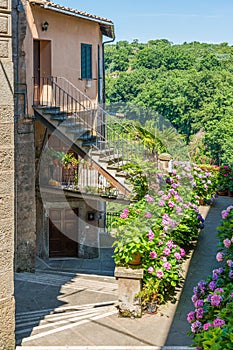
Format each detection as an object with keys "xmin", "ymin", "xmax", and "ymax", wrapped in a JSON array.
[{"xmin": 14, "ymin": 196, "xmax": 233, "ymax": 349}]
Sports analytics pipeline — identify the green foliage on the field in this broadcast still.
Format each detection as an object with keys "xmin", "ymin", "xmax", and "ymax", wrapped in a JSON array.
[
  {"xmin": 187, "ymin": 205, "xmax": 233, "ymax": 349},
  {"xmin": 106, "ymin": 40, "xmax": 233, "ymax": 164}
]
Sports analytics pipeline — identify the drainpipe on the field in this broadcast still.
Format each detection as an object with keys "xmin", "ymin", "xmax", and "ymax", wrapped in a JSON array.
[{"xmin": 102, "ymin": 35, "xmax": 115, "ymax": 107}]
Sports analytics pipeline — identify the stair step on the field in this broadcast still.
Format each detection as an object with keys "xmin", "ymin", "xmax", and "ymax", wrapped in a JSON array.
[
  {"xmin": 82, "ymin": 137, "xmax": 98, "ymax": 147},
  {"xmin": 67, "ymin": 128, "xmax": 90, "ymax": 136},
  {"xmin": 91, "ymin": 148, "xmax": 115, "ymax": 156},
  {"xmin": 50, "ymin": 115, "xmax": 68, "ymax": 121},
  {"xmin": 107, "ymin": 160, "xmax": 129, "ymax": 170},
  {"xmin": 99, "ymin": 154, "xmax": 123, "ymax": 164},
  {"xmin": 115, "ymin": 170, "xmax": 129, "ymax": 178},
  {"xmin": 36, "ymin": 106, "xmax": 60, "ymax": 113}
]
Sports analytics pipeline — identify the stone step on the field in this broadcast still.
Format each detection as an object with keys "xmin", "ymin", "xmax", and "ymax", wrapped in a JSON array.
[
  {"xmin": 98, "ymin": 154, "xmax": 123, "ymax": 164},
  {"xmin": 16, "ymin": 346, "xmax": 192, "ymax": 349}
]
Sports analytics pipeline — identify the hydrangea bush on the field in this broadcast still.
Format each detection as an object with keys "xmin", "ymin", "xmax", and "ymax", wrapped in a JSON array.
[
  {"xmin": 187, "ymin": 205, "xmax": 233, "ymax": 349},
  {"xmin": 113, "ymin": 162, "xmax": 206, "ymax": 305}
]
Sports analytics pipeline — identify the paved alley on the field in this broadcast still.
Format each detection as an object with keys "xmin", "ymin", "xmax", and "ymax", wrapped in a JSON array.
[{"xmin": 15, "ymin": 196, "xmax": 233, "ymax": 349}]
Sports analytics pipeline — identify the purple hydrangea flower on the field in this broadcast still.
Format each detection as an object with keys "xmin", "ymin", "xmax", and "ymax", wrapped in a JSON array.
[
  {"xmin": 213, "ymin": 317, "xmax": 225, "ymax": 328},
  {"xmin": 194, "ymin": 299, "xmax": 204, "ymax": 308},
  {"xmin": 191, "ymin": 320, "xmax": 202, "ymax": 333},
  {"xmin": 211, "ymin": 294, "xmax": 222, "ymax": 307},
  {"xmin": 203, "ymin": 322, "xmax": 212, "ymax": 331},
  {"xmin": 208, "ymin": 281, "xmax": 216, "ymax": 291},
  {"xmin": 187, "ymin": 311, "xmax": 195, "ymax": 323},
  {"xmin": 196, "ymin": 307, "xmax": 204, "ymax": 319}
]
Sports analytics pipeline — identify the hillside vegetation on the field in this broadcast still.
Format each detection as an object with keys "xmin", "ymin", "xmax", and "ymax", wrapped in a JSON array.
[{"xmin": 105, "ymin": 39, "xmax": 233, "ymax": 166}]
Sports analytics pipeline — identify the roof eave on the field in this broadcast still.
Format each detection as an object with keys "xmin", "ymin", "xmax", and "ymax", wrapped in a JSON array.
[{"xmin": 30, "ymin": 1, "xmax": 115, "ymax": 39}]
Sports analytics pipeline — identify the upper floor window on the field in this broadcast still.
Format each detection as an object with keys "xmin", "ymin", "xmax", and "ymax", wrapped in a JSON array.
[{"xmin": 81, "ymin": 43, "xmax": 92, "ymax": 79}]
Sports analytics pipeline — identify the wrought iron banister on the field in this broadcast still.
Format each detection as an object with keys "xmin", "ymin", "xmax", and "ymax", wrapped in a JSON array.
[{"xmin": 33, "ymin": 76, "xmax": 156, "ymax": 187}]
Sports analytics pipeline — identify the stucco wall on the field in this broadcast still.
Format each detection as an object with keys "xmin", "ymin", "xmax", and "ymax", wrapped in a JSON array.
[
  {"xmin": 0, "ymin": 0, "xmax": 15, "ymax": 348},
  {"xmin": 25, "ymin": 3, "xmax": 103, "ymax": 115}
]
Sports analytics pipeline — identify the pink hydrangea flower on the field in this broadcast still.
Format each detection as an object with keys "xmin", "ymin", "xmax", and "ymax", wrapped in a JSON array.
[
  {"xmin": 145, "ymin": 195, "xmax": 154, "ymax": 203},
  {"xmin": 120, "ymin": 212, "xmax": 128, "ymax": 219},
  {"xmin": 156, "ymin": 269, "xmax": 164, "ymax": 278},
  {"xmin": 223, "ymin": 238, "xmax": 231, "ymax": 248},
  {"xmin": 216, "ymin": 252, "xmax": 224, "ymax": 262},
  {"xmin": 145, "ymin": 212, "xmax": 152, "ymax": 219},
  {"xmin": 147, "ymin": 229, "xmax": 154, "ymax": 241},
  {"xmin": 163, "ymin": 247, "xmax": 171, "ymax": 256},
  {"xmin": 168, "ymin": 201, "xmax": 175, "ymax": 208},
  {"xmin": 150, "ymin": 251, "xmax": 157, "ymax": 259},
  {"xmin": 148, "ymin": 266, "xmax": 154, "ymax": 274},
  {"xmin": 166, "ymin": 240, "xmax": 174, "ymax": 249},
  {"xmin": 174, "ymin": 252, "xmax": 182, "ymax": 260},
  {"xmin": 162, "ymin": 262, "xmax": 171, "ymax": 270},
  {"xmin": 203, "ymin": 323, "xmax": 212, "ymax": 331},
  {"xmin": 120, "ymin": 208, "xmax": 129, "ymax": 219},
  {"xmin": 158, "ymin": 199, "xmax": 165, "ymax": 207},
  {"xmin": 187, "ymin": 311, "xmax": 195, "ymax": 323},
  {"xmin": 180, "ymin": 248, "xmax": 186, "ymax": 257},
  {"xmin": 221, "ymin": 210, "xmax": 229, "ymax": 219}
]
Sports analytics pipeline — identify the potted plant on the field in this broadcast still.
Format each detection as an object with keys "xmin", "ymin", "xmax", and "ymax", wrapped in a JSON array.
[{"xmin": 137, "ymin": 279, "xmax": 163, "ymax": 313}]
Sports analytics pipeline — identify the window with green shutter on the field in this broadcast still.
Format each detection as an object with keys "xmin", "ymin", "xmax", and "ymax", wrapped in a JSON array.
[{"xmin": 81, "ymin": 43, "xmax": 92, "ymax": 79}]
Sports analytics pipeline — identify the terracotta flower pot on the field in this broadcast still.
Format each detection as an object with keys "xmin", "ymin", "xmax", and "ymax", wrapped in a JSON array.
[
  {"xmin": 199, "ymin": 197, "xmax": 205, "ymax": 205},
  {"xmin": 128, "ymin": 252, "xmax": 141, "ymax": 265},
  {"xmin": 217, "ymin": 190, "xmax": 228, "ymax": 196}
]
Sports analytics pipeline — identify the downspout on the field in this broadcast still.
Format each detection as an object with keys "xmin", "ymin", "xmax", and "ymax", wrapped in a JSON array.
[
  {"xmin": 102, "ymin": 34, "xmax": 115, "ymax": 107},
  {"xmin": 100, "ymin": 35, "xmax": 115, "ymax": 233}
]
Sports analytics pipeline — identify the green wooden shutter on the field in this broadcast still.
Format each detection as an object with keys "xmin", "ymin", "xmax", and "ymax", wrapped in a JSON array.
[{"xmin": 81, "ymin": 44, "xmax": 92, "ymax": 79}]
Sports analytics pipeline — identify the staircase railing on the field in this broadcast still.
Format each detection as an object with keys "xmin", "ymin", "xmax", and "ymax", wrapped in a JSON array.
[{"xmin": 33, "ymin": 76, "xmax": 156, "ymax": 180}]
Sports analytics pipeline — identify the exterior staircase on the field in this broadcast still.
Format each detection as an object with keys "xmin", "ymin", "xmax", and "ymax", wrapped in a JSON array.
[{"xmin": 33, "ymin": 77, "xmax": 152, "ymax": 200}]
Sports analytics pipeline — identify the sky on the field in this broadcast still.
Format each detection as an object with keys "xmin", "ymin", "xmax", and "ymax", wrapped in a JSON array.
[{"xmin": 57, "ymin": 0, "xmax": 233, "ymax": 45}]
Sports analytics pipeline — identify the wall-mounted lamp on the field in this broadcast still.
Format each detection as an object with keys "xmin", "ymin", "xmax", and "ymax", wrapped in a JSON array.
[
  {"xmin": 41, "ymin": 21, "xmax": 49, "ymax": 31},
  {"xmin": 85, "ymin": 79, "xmax": 92, "ymax": 89},
  {"xmin": 88, "ymin": 212, "xmax": 95, "ymax": 221}
]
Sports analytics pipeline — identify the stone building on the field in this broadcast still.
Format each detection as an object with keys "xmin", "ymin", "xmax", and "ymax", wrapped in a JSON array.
[
  {"xmin": 12, "ymin": 0, "xmax": 132, "ymax": 273},
  {"xmin": 0, "ymin": 0, "xmax": 15, "ymax": 348}
]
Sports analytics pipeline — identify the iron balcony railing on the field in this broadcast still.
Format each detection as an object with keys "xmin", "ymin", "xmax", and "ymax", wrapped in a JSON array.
[{"xmin": 33, "ymin": 76, "xmax": 157, "ymax": 185}]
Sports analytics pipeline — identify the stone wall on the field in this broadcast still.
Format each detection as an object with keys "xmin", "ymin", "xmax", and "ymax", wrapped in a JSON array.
[
  {"xmin": 0, "ymin": 0, "xmax": 15, "ymax": 348},
  {"xmin": 12, "ymin": 0, "xmax": 36, "ymax": 271}
]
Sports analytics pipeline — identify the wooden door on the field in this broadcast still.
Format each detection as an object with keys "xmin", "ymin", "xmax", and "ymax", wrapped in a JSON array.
[
  {"xmin": 49, "ymin": 208, "xmax": 79, "ymax": 257},
  {"xmin": 33, "ymin": 40, "xmax": 51, "ymax": 105},
  {"xmin": 33, "ymin": 40, "xmax": 40, "ymax": 105}
]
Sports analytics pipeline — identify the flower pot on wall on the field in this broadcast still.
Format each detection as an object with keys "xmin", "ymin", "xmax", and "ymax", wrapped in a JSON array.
[
  {"xmin": 128, "ymin": 252, "xmax": 141, "ymax": 265},
  {"xmin": 199, "ymin": 197, "xmax": 205, "ymax": 205},
  {"xmin": 217, "ymin": 190, "xmax": 228, "ymax": 196}
]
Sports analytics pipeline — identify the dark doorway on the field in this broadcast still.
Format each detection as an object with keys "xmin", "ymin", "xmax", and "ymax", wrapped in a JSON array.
[
  {"xmin": 49, "ymin": 208, "xmax": 79, "ymax": 257},
  {"xmin": 33, "ymin": 39, "xmax": 51, "ymax": 105}
]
